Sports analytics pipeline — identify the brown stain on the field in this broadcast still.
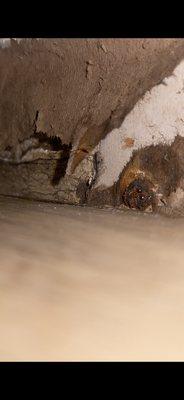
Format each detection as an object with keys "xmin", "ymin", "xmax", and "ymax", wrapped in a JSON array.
[
  {"xmin": 70, "ymin": 148, "xmax": 90, "ymax": 173},
  {"xmin": 116, "ymin": 158, "xmax": 157, "ymax": 211},
  {"xmin": 115, "ymin": 139, "xmax": 183, "ymax": 212},
  {"xmin": 70, "ymin": 121, "xmax": 109, "ymax": 173},
  {"xmin": 118, "ymin": 155, "xmax": 153, "ymax": 195},
  {"xmin": 123, "ymin": 137, "xmax": 135, "ymax": 148},
  {"xmin": 86, "ymin": 136, "xmax": 184, "ymax": 214}
]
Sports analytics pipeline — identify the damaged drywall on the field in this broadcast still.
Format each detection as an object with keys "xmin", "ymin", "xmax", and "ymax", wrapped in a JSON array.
[
  {"xmin": 94, "ymin": 59, "xmax": 184, "ymax": 188},
  {"xmin": 0, "ymin": 38, "xmax": 184, "ymax": 152},
  {"xmin": 0, "ymin": 134, "xmax": 96, "ymax": 204},
  {"xmin": 1, "ymin": 39, "xmax": 184, "ymax": 215},
  {"xmin": 86, "ymin": 59, "xmax": 184, "ymax": 215}
]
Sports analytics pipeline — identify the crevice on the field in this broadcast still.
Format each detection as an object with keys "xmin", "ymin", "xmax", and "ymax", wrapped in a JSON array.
[
  {"xmin": 51, "ymin": 143, "xmax": 72, "ymax": 186},
  {"xmin": 33, "ymin": 131, "xmax": 72, "ymax": 186},
  {"xmin": 33, "ymin": 110, "xmax": 39, "ymax": 133},
  {"xmin": 32, "ymin": 132, "xmax": 65, "ymax": 151},
  {"xmin": 0, "ymin": 128, "xmax": 72, "ymax": 186}
]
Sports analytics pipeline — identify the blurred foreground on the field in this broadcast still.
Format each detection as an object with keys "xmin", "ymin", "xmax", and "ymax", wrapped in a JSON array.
[{"xmin": 0, "ymin": 197, "xmax": 184, "ymax": 361}]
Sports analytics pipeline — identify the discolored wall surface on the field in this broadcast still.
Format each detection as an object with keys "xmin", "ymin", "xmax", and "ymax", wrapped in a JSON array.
[
  {"xmin": 1, "ymin": 39, "xmax": 184, "ymax": 215},
  {"xmin": 0, "ymin": 38, "xmax": 184, "ymax": 152}
]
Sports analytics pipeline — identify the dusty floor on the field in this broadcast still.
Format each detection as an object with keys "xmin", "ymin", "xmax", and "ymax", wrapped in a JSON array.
[{"xmin": 0, "ymin": 197, "xmax": 184, "ymax": 361}]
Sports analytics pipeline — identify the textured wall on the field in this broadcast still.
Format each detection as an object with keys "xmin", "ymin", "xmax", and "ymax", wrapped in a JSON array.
[
  {"xmin": 1, "ymin": 39, "xmax": 184, "ymax": 214},
  {"xmin": 0, "ymin": 38, "xmax": 184, "ymax": 154}
]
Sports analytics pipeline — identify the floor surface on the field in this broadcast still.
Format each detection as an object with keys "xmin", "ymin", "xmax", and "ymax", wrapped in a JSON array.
[{"xmin": 0, "ymin": 197, "xmax": 184, "ymax": 361}]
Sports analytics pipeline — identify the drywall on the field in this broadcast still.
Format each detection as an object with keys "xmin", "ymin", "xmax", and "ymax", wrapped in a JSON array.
[{"xmin": 95, "ymin": 59, "xmax": 184, "ymax": 188}]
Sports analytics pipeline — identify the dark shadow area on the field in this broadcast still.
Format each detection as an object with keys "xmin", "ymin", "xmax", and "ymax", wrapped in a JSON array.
[
  {"xmin": 33, "ymin": 132, "xmax": 64, "ymax": 151},
  {"xmin": 32, "ymin": 132, "xmax": 72, "ymax": 186},
  {"xmin": 51, "ymin": 144, "xmax": 71, "ymax": 186}
]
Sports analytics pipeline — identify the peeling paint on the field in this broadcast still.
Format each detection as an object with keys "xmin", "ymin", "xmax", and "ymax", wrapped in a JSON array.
[
  {"xmin": 95, "ymin": 58, "xmax": 184, "ymax": 188},
  {"xmin": 0, "ymin": 39, "xmax": 23, "ymax": 48}
]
